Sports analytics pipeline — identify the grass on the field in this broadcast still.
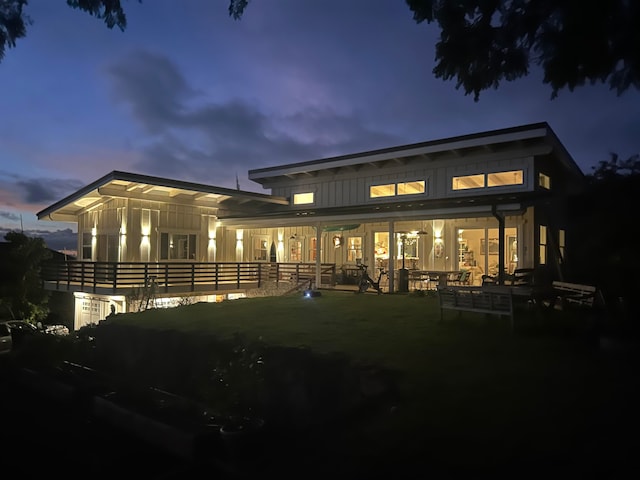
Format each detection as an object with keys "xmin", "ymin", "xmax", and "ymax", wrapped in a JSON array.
[{"xmin": 101, "ymin": 290, "xmax": 639, "ymax": 476}]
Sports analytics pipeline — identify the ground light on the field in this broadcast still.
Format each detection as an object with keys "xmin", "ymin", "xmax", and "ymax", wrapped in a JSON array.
[{"xmin": 302, "ymin": 279, "xmax": 322, "ymax": 297}]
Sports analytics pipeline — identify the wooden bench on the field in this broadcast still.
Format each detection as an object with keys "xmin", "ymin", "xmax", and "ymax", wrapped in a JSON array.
[
  {"xmin": 437, "ymin": 286, "xmax": 515, "ymax": 331},
  {"xmin": 551, "ymin": 281, "xmax": 601, "ymax": 309}
]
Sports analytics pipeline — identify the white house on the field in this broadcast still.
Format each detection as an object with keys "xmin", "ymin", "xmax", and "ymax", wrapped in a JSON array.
[{"xmin": 37, "ymin": 122, "xmax": 586, "ymax": 330}]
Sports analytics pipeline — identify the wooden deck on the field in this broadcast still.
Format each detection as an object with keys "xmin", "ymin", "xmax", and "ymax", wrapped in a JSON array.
[{"xmin": 42, "ymin": 261, "xmax": 337, "ymax": 296}]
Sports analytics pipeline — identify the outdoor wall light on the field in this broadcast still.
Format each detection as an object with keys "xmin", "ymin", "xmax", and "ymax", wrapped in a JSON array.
[{"xmin": 333, "ymin": 235, "xmax": 343, "ymax": 247}]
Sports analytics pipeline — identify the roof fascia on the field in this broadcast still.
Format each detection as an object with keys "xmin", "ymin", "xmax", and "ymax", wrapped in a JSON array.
[
  {"xmin": 248, "ymin": 123, "xmax": 550, "ymax": 181},
  {"xmin": 37, "ymin": 170, "xmax": 288, "ymax": 220}
]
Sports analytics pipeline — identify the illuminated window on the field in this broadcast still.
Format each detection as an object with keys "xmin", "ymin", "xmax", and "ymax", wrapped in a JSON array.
[
  {"xmin": 160, "ymin": 233, "xmax": 197, "ymax": 260},
  {"xmin": 487, "ymin": 170, "xmax": 523, "ymax": 187},
  {"xmin": 347, "ymin": 237, "xmax": 362, "ymax": 262},
  {"xmin": 254, "ymin": 237, "xmax": 268, "ymax": 261},
  {"xmin": 452, "ymin": 174, "xmax": 485, "ymax": 190},
  {"xmin": 559, "ymin": 229, "xmax": 565, "ymax": 263},
  {"xmin": 309, "ymin": 237, "xmax": 321, "ymax": 261},
  {"xmin": 289, "ymin": 239, "xmax": 302, "ymax": 262},
  {"xmin": 539, "ymin": 225, "xmax": 547, "ymax": 265},
  {"xmin": 293, "ymin": 192, "xmax": 314, "ymax": 205},
  {"xmin": 397, "ymin": 180, "xmax": 426, "ymax": 195},
  {"xmin": 539, "ymin": 173, "xmax": 551, "ymax": 189},
  {"xmin": 370, "ymin": 184, "xmax": 395, "ymax": 198}
]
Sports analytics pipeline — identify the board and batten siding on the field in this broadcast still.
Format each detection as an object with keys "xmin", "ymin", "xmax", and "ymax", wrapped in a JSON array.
[{"xmin": 273, "ymin": 154, "xmax": 536, "ymax": 209}]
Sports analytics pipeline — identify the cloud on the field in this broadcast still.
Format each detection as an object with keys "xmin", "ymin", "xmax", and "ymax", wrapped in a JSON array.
[
  {"xmin": 16, "ymin": 177, "xmax": 85, "ymax": 204},
  {"xmin": 105, "ymin": 50, "xmax": 404, "ymax": 188},
  {"xmin": 35, "ymin": 228, "xmax": 77, "ymax": 253},
  {"xmin": 107, "ymin": 50, "xmax": 197, "ymax": 134},
  {"xmin": 0, "ymin": 211, "xmax": 20, "ymax": 222}
]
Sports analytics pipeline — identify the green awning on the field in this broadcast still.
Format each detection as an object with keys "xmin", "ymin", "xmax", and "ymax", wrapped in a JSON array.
[{"xmin": 322, "ymin": 224, "xmax": 360, "ymax": 232}]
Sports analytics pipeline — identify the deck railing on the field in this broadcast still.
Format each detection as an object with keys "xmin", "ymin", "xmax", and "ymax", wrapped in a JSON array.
[{"xmin": 41, "ymin": 260, "xmax": 336, "ymax": 295}]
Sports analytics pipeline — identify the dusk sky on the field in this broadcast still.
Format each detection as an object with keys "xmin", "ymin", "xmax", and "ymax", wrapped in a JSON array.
[{"xmin": 1, "ymin": 0, "xmax": 639, "ymax": 252}]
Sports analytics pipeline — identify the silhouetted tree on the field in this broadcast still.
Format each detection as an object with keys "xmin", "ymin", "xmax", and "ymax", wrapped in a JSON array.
[
  {"xmin": 406, "ymin": 0, "xmax": 640, "ymax": 100},
  {"xmin": 0, "ymin": 231, "xmax": 51, "ymax": 322},
  {"xmin": 587, "ymin": 152, "xmax": 640, "ymax": 183}
]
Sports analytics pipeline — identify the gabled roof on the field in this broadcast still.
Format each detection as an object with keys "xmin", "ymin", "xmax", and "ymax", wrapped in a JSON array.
[
  {"xmin": 37, "ymin": 171, "xmax": 288, "ymax": 223},
  {"xmin": 248, "ymin": 122, "xmax": 584, "ymax": 184}
]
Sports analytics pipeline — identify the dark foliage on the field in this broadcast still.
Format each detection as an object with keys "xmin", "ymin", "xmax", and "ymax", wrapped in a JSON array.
[
  {"xmin": 0, "ymin": 0, "xmax": 28, "ymax": 61},
  {"xmin": 567, "ymin": 153, "xmax": 640, "ymax": 331},
  {"xmin": 406, "ymin": 0, "xmax": 640, "ymax": 100},
  {"xmin": 0, "ymin": 231, "xmax": 51, "ymax": 321},
  {"xmin": 587, "ymin": 152, "xmax": 640, "ymax": 183},
  {"xmin": 65, "ymin": 0, "xmax": 131, "ymax": 30}
]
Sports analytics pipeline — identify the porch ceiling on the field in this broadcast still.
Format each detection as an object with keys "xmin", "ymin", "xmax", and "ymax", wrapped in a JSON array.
[
  {"xmin": 219, "ymin": 190, "xmax": 547, "ymax": 228},
  {"xmin": 37, "ymin": 170, "xmax": 288, "ymax": 223}
]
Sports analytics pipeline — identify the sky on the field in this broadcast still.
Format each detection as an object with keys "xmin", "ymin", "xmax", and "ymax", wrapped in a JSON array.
[{"xmin": 1, "ymin": 0, "xmax": 639, "ymax": 252}]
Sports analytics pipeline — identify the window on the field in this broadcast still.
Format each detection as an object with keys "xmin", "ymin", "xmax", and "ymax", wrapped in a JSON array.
[
  {"xmin": 539, "ymin": 225, "xmax": 547, "ymax": 265},
  {"xmin": 397, "ymin": 180, "xmax": 425, "ymax": 195},
  {"xmin": 309, "ymin": 237, "xmax": 321, "ymax": 262},
  {"xmin": 558, "ymin": 229, "xmax": 565, "ymax": 263},
  {"xmin": 369, "ymin": 180, "xmax": 427, "ymax": 199},
  {"xmin": 453, "ymin": 170, "xmax": 524, "ymax": 190},
  {"xmin": 106, "ymin": 234, "xmax": 119, "ymax": 262},
  {"xmin": 487, "ymin": 170, "xmax": 523, "ymax": 187},
  {"xmin": 160, "ymin": 233, "xmax": 197, "ymax": 260},
  {"xmin": 539, "ymin": 172, "xmax": 551, "ymax": 189},
  {"xmin": 347, "ymin": 236, "xmax": 362, "ymax": 262},
  {"xmin": 398, "ymin": 234, "xmax": 418, "ymax": 259},
  {"xmin": 452, "ymin": 174, "xmax": 485, "ymax": 190},
  {"xmin": 289, "ymin": 239, "xmax": 302, "ymax": 262},
  {"xmin": 293, "ymin": 192, "xmax": 314, "ymax": 205},
  {"xmin": 254, "ymin": 237, "xmax": 268, "ymax": 261},
  {"xmin": 370, "ymin": 184, "xmax": 395, "ymax": 198},
  {"xmin": 82, "ymin": 232, "xmax": 92, "ymax": 260}
]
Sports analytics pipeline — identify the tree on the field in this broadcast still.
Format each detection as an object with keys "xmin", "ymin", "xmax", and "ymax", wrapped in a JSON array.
[
  {"xmin": 0, "ymin": 1, "xmax": 25, "ymax": 61},
  {"xmin": 406, "ymin": 0, "xmax": 640, "ymax": 100},
  {"xmin": 586, "ymin": 152, "xmax": 640, "ymax": 183},
  {"xmin": 0, "ymin": 231, "xmax": 51, "ymax": 322}
]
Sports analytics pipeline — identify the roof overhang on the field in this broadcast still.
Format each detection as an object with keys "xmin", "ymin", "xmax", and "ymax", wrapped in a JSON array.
[
  {"xmin": 248, "ymin": 122, "xmax": 583, "ymax": 185},
  {"xmin": 37, "ymin": 171, "xmax": 288, "ymax": 222}
]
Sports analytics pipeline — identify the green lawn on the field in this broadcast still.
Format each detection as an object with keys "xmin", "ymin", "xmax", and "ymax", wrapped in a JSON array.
[{"xmin": 101, "ymin": 290, "xmax": 638, "ymax": 476}]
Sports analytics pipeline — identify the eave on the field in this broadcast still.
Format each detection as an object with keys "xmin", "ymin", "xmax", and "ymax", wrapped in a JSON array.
[
  {"xmin": 248, "ymin": 122, "xmax": 582, "ymax": 185},
  {"xmin": 37, "ymin": 170, "xmax": 288, "ymax": 222}
]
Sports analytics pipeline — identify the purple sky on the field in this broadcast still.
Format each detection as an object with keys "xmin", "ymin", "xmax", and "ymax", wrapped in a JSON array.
[{"xmin": 1, "ymin": 0, "xmax": 639, "ymax": 251}]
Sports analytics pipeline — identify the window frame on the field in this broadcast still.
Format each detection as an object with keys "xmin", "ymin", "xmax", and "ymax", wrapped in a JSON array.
[{"xmin": 159, "ymin": 232, "xmax": 198, "ymax": 261}]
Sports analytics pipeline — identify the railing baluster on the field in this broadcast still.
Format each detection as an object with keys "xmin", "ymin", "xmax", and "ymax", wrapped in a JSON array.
[{"xmin": 112, "ymin": 262, "xmax": 117, "ymax": 294}]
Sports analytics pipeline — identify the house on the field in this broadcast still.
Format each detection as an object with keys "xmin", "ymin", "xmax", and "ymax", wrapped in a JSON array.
[{"xmin": 37, "ymin": 122, "xmax": 587, "ymax": 330}]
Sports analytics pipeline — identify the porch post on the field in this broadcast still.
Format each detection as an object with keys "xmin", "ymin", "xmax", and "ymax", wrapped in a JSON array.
[
  {"xmin": 315, "ymin": 223, "xmax": 322, "ymax": 288},
  {"xmin": 492, "ymin": 205, "xmax": 506, "ymax": 284},
  {"xmin": 388, "ymin": 221, "xmax": 395, "ymax": 293}
]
